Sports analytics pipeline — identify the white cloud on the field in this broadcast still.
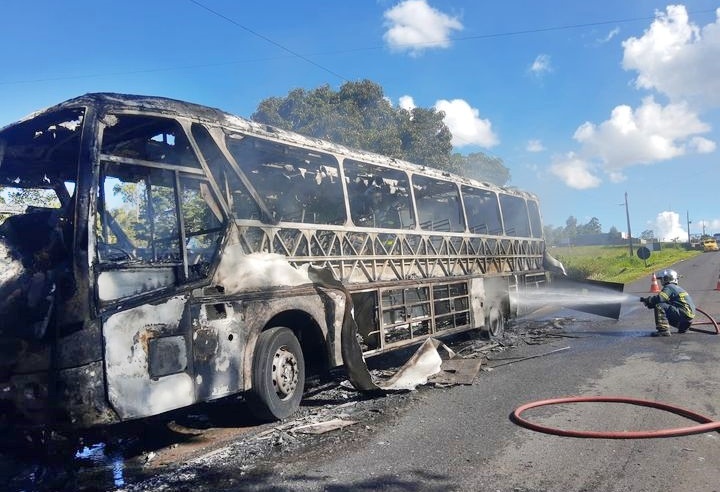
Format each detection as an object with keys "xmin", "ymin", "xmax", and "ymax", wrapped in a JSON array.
[
  {"xmin": 607, "ymin": 171, "xmax": 626, "ymax": 183},
  {"xmin": 622, "ymin": 5, "xmax": 720, "ymax": 106},
  {"xmin": 526, "ymin": 139, "xmax": 545, "ymax": 152},
  {"xmin": 398, "ymin": 95, "xmax": 416, "ymax": 111},
  {"xmin": 689, "ymin": 136, "xmax": 717, "ymax": 153},
  {"xmin": 529, "ymin": 54, "xmax": 552, "ymax": 76},
  {"xmin": 550, "ymin": 7, "xmax": 719, "ymax": 191},
  {"xmin": 434, "ymin": 99, "xmax": 499, "ymax": 148},
  {"xmin": 383, "ymin": 0, "xmax": 463, "ymax": 56},
  {"xmin": 549, "ymin": 153, "xmax": 601, "ymax": 189},
  {"xmin": 652, "ymin": 211, "xmax": 687, "ymax": 242},
  {"xmin": 597, "ymin": 27, "xmax": 620, "ymax": 44},
  {"xmin": 700, "ymin": 218, "xmax": 720, "ymax": 233},
  {"xmin": 572, "ymin": 96, "xmax": 713, "ymax": 171}
]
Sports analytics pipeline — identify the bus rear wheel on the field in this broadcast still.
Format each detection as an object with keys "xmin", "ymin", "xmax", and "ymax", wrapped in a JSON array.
[
  {"xmin": 247, "ymin": 327, "xmax": 305, "ymax": 421},
  {"xmin": 485, "ymin": 306, "xmax": 505, "ymax": 339}
]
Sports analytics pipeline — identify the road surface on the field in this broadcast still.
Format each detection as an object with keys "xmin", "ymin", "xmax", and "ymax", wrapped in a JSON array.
[
  {"xmin": 170, "ymin": 251, "xmax": 720, "ymax": 491},
  {"xmin": 5, "ymin": 251, "xmax": 720, "ymax": 491}
]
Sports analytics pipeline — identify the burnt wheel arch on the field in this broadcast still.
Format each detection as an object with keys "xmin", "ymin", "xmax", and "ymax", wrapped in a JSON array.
[{"xmin": 266, "ymin": 310, "xmax": 329, "ymax": 378}]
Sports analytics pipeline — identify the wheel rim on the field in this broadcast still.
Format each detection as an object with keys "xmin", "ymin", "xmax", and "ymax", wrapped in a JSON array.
[
  {"xmin": 271, "ymin": 345, "xmax": 299, "ymax": 400},
  {"xmin": 488, "ymin": 307, "xmax": 504, "ymax": 338}
]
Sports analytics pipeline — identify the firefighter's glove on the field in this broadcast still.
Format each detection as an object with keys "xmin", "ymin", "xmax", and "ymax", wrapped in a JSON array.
[{"xmin": 639, "ymin": 297, "xmax": 650, "ymax": 308}]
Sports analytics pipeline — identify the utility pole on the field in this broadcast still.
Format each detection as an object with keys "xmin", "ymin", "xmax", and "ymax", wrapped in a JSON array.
[
  {"xmin": 686, "ymin": 211, "xmax": 691, "ymax": 245},
  {"xmin": 624, "ymin": 192, "xmax": 633, "ymax": 257}
]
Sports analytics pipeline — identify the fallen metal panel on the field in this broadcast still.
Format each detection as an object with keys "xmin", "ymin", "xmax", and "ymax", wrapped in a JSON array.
[
  {"xmin": 429, "ymin": 358, "xmax": 483, "ymax": 385},
  {"xmin": 379, "ymin": 338, "xmax": 454, "ymax": 390},
  {"xmin": 307, "ymin": 265, "xmax": 460, "ymax": 393}
]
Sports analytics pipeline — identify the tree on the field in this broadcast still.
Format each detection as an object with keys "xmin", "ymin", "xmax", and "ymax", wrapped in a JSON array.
[
  {"xmin": 0, "ymin": 186, "xmax": 60, "ymax": 223},
  {"xmin": 453, "ymin": 152, "xmax": 510, "ymax": 186},
  {"xmin": 578, "ymin": 217, "xmax": 601, "ymax": 235},
  {"xmin": 641, "ymin": 229, "xmax": 655, "ymax": 241},
  {"xmin": 543, "ymin": 224, "xmax": 565, "ymax": 246},
  {"xmin": 1, "ymin": 187, "xmax": 60, "ymax": 209},
  {"xmin": 565, "ymin": 216, "xmax": 578, "ymax": 239},
  {"xmin": 252, "ymin": 80, "xmax": 510, "ymax": 184},
  {"xmin": 254, "ymin": 80, "xmax": 408, "ymax": 164},
  {"xmin": 398, "ymin": 106, "xmax": 452, "ymax": 171}
]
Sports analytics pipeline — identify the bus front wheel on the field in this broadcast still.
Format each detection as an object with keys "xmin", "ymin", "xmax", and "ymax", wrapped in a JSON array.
[{"xmin": 247, "ymin": 327, "xmax": 305, "ymax": 421}]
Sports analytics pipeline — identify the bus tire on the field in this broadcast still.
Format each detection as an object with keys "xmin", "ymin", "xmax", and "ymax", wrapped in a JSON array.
[
  {"xmin": 485, "ymin": 306, "xmax": 505, "ymax": 339},
  {"xmin": 247, "ymin": 327, "xmax": 305, "ymax": 421}
]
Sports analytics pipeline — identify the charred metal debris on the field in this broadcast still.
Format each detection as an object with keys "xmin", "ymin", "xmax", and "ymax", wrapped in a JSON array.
[{"xmin": 123, "ymin": 318, "xmax": 575, "ymax": 485}]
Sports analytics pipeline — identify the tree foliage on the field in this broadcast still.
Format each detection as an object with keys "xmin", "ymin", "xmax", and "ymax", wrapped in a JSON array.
[
  {"xmin": 578, "ymin": 217, "xmax": 602, "ymax": 235},
  {"xmin": 543, "ymin": 224, "xmax": 566, "ymax": 246},
  {"xmin": 453, "ymin": 152, "xmax": 511, "ymax": 185},
  {"xmin": 544, "ymin": 216, "xmax": 614, "ymax": 246},
  {"xmin": 565, "ymin": 216, "xmax": 578, "ymax": 238},
  {"xmin": 0, "ymin": 186, "xmax": 60, "ymax": 223},
  {"xmin": 252, "ymin": 80, "xmax": 510, "ymax": 185},
  {"xmin": 0, "ymin": 187, "xmax": 60, "ymax": 208}
]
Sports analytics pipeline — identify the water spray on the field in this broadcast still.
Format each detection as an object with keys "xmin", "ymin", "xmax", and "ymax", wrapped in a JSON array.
[
  {"xmin": 512, "ymin": 283, "xmax": 719, "ymax": 334},
  {"xmin": 511, "ymin": 287, "xmax": 635, "ymax": 308},
  {"xmin": 512, "ymin": 278, "xmax": 628, "ymax": 320}
]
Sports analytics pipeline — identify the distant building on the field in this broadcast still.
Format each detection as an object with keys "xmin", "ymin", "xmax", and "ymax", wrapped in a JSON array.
[{"xmin": 572, "ymin": 233, "xmax": 631, "ymax": 246}]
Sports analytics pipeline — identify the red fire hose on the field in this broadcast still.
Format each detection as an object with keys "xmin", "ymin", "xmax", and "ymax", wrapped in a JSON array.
[
  {"xmin": 512, "ymin": 396, "xmax": 720, "ymax": 438},
  {"xmin": 512, "ymin": 309, "xmax": 719, "ymax": 438},
  {"xmin": 691, "ymin": 307, "xmax": 719, "ymax": 334}
]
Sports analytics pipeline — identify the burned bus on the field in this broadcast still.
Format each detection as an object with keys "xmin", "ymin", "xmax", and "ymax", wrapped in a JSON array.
[{"xmin": 0, "ymin": 93, "xmax": 565, "ymax": 432}]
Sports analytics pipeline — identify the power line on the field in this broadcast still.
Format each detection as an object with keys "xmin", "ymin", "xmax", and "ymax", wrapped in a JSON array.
[
  {"xmin": 450, "ymin": 8, "xmax": 718, "ymax": 43},
  {"xmin": 188, "ymin": 0, "xmax": 350, "ymax": 83},
  {"xmin": 0, "ymin": 5, "xmax": 716, "ymax": 87}
]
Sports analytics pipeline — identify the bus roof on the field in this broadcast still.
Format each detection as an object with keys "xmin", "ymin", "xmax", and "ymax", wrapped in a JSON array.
[{"xmin": 3, "ymin": 92, "xmax": 537, "ymax": 201}]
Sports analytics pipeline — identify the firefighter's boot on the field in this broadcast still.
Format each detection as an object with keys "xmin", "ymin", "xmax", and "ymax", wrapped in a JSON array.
[{"xmin": 653, "ymin": 306, "xmax": 671, "ymax": 336}]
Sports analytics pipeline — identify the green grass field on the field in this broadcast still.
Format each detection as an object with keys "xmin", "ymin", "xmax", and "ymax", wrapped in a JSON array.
[{"xmin": 549, "ymin": 244, "xmax": 702, "ymax": 284}]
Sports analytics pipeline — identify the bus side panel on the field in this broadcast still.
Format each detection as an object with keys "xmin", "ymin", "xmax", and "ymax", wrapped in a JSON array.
[
  {"xmin": 323, "ymin": 288, "xmax": 347, "ymax": 365},
  {"xmin": 469, "ymin": 278, "xmax": 487, "ymax": 329},
  {"xmin": 190, "ymin": 301, "xmax": 244, "ymax": 401},
  {"xmin": 102, "ymin": 295, "xmax": 194, "ymax": 420},
  {"xmin": 238, "ymin": 291, "xmax": 339, "ymax": 389},
  {"xmin": 483, "ymin": 276, "xmax": 511, "ymax": 319}
]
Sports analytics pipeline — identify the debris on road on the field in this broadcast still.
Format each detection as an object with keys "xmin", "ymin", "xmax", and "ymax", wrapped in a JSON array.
[
  {"xmin": 487, "ymin": 346, "xmax": 570, "ymax": 368},
  {"xmin": 2, "ymin": 314, "xmax": 582, "ymax": 492},
  {"xmin": 428, "ymin": 359, "xmax": 484, "ymax": 385},
  {"xmin": 289, "ymin": 419, "xmax": 358, "ymax": 435}
]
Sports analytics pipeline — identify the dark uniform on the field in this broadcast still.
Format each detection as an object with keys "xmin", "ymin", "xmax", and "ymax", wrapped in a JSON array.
[{"xmin": 641, "ymin": 269, "xmax": 695, "ymax": 336}]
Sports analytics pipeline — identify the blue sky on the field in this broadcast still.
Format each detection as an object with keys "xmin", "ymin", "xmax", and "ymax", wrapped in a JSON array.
[{"xmin": 1, "ymin": 1, "xmax": 719, "ymax": 241}]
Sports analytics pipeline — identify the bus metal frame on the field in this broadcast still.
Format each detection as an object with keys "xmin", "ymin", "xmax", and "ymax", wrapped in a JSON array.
[{"xmin": 0, "ymin": 93, "xmax": 561, "ymax": 432}]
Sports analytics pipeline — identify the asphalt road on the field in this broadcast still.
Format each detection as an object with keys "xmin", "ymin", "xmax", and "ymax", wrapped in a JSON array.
[
  {"xmin": 6, "ymin": 251, "xmax": 720, "ymax": 492},
  {"xmin": 241, "ymin": 251, "xmax": 720, "ymax": 491}
]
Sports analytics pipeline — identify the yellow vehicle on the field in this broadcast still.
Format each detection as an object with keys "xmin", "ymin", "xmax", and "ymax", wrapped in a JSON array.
[{"xmin": 702, "ymin": 238, "xmax": 719, "ymax": 252}]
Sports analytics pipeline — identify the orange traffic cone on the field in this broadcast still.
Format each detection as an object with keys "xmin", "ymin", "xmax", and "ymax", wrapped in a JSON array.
[
  {"xmin": 715, "ymin": 273, "xmax": 720, "ymax": 291},
  {"xmin": 650, "ymin": 273, "xmax": 660, "ymax": 293}
]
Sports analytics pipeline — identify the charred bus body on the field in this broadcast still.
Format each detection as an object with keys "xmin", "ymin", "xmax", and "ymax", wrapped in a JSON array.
[{"xmin": 0, "ymin": 93, "xmax": 564, "ymax": 432}]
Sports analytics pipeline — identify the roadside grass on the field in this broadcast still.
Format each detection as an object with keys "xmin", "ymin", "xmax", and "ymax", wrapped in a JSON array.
[{"xmin": 550, "ymin": 244, "xmax": 702, "ymax": 284}]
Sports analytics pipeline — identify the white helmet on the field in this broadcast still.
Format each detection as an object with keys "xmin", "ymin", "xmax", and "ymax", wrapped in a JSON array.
[{"xmin": 657, "ymin": 269, "xmax": 678, "ymax": 285}]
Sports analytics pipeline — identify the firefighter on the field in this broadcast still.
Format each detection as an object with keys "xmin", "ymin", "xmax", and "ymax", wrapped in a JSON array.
[{"xmin": 640, "ymin": 269, "xmax": 695, "ymax": 337}]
